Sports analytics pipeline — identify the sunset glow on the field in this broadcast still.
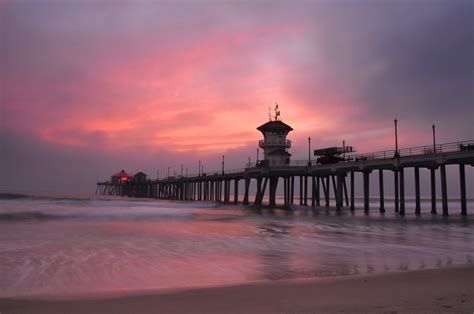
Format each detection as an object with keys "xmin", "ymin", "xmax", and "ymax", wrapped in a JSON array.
[{"xmin": 2, "ymin": 1, "xmax": 472, "ymax": 193}]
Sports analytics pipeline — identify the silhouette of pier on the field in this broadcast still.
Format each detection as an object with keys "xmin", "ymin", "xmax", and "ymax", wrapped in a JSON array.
[{"xmin": 96, "ymin": 109, "xmax": 474, "ymax": 216}]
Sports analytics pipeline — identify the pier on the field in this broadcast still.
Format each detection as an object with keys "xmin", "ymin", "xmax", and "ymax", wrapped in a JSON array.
[{"xmin": 97, "ymin": 110, "xmax": 474, "ymax": 216}]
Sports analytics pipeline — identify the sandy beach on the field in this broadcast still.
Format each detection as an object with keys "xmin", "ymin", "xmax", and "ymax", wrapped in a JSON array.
[{"xmin": 1, "ymin": 265, "xmax": 472, "ymax": 314}]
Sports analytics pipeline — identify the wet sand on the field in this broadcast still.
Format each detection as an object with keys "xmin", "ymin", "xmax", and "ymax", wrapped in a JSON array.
[{"xmin": 1, "ymin": 265, "xmax": 473, "ymax": 314}]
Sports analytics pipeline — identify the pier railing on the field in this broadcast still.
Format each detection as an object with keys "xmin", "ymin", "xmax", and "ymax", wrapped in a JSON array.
[
  {"xmin": 349, "ymin": 140, "xmax": 474, "ymax": 161},
  {"xmin": 168, "ymin": 167, "xmax": 250, "ymax": 179},
  {"xmin": 290, "ymin": 140, "xmax": 474, "ymax": 165}
]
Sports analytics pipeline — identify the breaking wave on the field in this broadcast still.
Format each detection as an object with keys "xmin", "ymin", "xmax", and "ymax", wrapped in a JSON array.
[{"xmin": 0, "ymin": 193, "xmax": 31, "ymax": 200}]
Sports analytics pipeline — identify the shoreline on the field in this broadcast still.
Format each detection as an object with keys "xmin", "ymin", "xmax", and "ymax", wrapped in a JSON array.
[{"xmin": 1, "ymin": 265, "xmax": 473, "ymax": 313}]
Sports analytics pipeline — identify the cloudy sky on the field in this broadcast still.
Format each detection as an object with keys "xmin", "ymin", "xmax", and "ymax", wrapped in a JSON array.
[{"xmin": 1, "ymin": 0, "xmax": 472, "ymax": 194}]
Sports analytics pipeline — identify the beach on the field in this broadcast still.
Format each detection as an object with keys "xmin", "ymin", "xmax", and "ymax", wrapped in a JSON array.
[{"xmin": 1, "ymin": 265, "xmax": 473, "ymax": 313}]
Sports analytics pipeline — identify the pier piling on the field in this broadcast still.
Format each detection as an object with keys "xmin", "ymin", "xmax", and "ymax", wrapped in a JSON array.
[
  {"xmin": 430, "ymin": 168, "xmax": 437, "ymax": 214},
  {"xmin": 415, "ymin": 167, "xmax": 421, "ymax": 215},
  {"xmin": 379, "ymin": 169, "xmax": 385, "ymax": 213},
  {"xmin": 363, "ymin": 172, "xmax": 370, "ymax": 213},
  {"xmin": 350, "ymin": 171, "xmax": 355, "ymax": 211},
  {"xmin": 394, "ymin": 171, "xmax": 399, "ymax": 213},
  {"xmin": 399, "ymin": 168, "xmax": 405, "ymax": 216},
  {"xmin": 460, "ymin": 164, "xmax": 467, "ymax": 215},
  {"xmin": 440, "ymin": 165, "xmax": 448, "ymax": 216}
]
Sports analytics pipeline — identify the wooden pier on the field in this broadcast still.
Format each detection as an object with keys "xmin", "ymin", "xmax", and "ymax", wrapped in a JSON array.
[{"xmin": 97, "ymin": 140, "xmax": 474, "ymax": 216}]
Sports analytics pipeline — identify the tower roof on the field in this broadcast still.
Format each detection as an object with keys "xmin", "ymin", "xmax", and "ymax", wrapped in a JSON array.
[
  {"xmin": 111, "ymin": 170, "xmax": 130, "ymax": 178},
  {"xmin": 257, "ymin": 120, "xmax": 293, "ymax": 134}
]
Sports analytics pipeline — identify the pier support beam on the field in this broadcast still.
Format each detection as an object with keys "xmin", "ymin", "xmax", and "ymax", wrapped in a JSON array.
[
  {"xmin": 261, "ymin": 178, "xmax": 268, "ymax": 206},
  {"xmin": 224, "ymin": 180, "xmax": 228, "ymax": 202},
  {"xmin": 394, "ymin": 171, "xmax": 399, "ymax": 213},
  {"xmin": 234, "ymin": 179, "xmax": 239, "ymax": 205},
  {"xmin": 299, "ymin": 176, "xmax": 304, "ymax": 205},
  {"xmin": 198, "ymin": 181, "xmax": 202, "ymax": 201},
  {"xmin": 415, "ymin": 167, "xmax": 421, "ymax": 215},
  {"xmin": 311, "ymin": 176, "xmax": 316, "ymax": 207},
  {"xmin": 243, "ymin": 178, "xmax": 250, "ymax": 205},
  {"xmin": 290, "ymin": 176, "xmax": 295, "ymax": 204},
  {"xmin": 378, "ymin": 169, "xmax": 385, "ymax": 213},
  {"xmin": 254, "ymin": 177, "xmax": 263, "ymax": 206},
  {"xmin": 440, "ymin": 165, "xmax": 448, "ymax": 216},
  {"xmin": 363, "ymin": 171, "xmax": 370, "ymax": 213},
  {"xmin": 316, "ymin": 177, "xmax": 321, "ymax": 207},
  {"xmin": 223, "ymin": 180, "xmax": 228, "ymax": 203},
  {"xmin": 343, "ymin": 176, "xmax": 349, "ymax": 207},
  {"xmin": 336, "ymin": 174, "xmax": 343, "ymax": 212},
  {"xmin": 323, "ymin": 176, "xmax": 330, "ymax": 207},
  {"xmin": 350, "ymin": 171, "xmax": 355, "ymax": 211},
  {"xmin": 331, "ymin": 176, "xmax": 337, "ymax": 205},
  {"xmin": 399, "ymin": 168, "xmax": 405, "ymax": 216},
  {"xmin": 269, "ymin": 177, "xmax": 278, "ymax": 208},
  {"xmin": 430, "ymin": 168, "xmax": 437, "ymax": 214},
  {"xmin": 304, "ymin": 176, "xmax": 308, "ymax": 206},
  {"xmin": 460, "ymin": 164, "xmax": 467, "ymax": 216}
]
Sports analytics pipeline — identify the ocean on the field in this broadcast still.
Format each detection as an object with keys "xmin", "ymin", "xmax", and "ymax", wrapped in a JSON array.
[{"xmin": 0, "ymin": 193, "xmax": 472, "ymax": 299}]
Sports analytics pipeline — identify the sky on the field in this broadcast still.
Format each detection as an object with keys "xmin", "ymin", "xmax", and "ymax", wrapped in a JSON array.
[{"xmin": 1, "ymin": 0, "xmax": 473, "ymax": 195}]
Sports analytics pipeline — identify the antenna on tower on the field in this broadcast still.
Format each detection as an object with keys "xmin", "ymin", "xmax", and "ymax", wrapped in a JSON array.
[{"xmin": 274, "ymin": 103, "xmax": 281, "ymax": 121}]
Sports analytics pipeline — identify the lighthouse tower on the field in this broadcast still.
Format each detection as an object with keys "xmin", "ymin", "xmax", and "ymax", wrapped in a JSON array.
[{"xmin": 257, "ymin": 104, "xmax": 293, "ymax": 167}]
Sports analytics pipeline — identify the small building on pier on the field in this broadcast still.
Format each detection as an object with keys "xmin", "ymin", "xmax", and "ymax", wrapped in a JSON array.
[
  {"xmin": 257, "ymin": 105, "xmax": 293, "ymax": 167},
  {"xmin": 111, "ymin": 170, "xmax": 130, "ymax": 184},
  {"xmin": 133, "ymin": 172, "xmax": 148, "ymax": 182}
]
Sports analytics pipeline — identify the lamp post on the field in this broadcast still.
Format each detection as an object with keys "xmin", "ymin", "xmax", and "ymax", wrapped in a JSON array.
[
  {"xmin": 198, "ymin": 160, "xmax": 201, "ymax": 176},
  {"xmin": 167, "ymin": 166, "xmax": 170, "ymax": 178},
  {"xmin": 308, "ymin": 137, "xmax": 311, "ymax": 165},
  {"xmin": 181, "ymin": 164, "xmax": 183, "ymax": 177},
  {"xmin": 432, "ymin": 124, "xmax": 436, "ymax": 154},
  {"xmin": 394, "ymin": 119, "xmax": 399, "ymax": 157},
  {"xmin": 343, "ymin": 140, "xmax": 346, "ymax": 160},
  {"xmin": 222, "ymin": 155, "xmax": 225, "ymax": 175},
  {"xmin": 256, "ymin": 148, "xmax": 259, "ymax": 164},
  {"xmin": 248, "ymin": 157, "xmax": 251, "ymax": 168}
]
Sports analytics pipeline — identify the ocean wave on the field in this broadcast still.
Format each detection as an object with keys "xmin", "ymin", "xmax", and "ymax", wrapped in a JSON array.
[
  {"xmin": 0, "ymin": 211, "xmax": 58, "ymax": 220},
  {"xmin": 0, "ymin": 209, "xmax": 197, "ymax": 221},
  {"xmin": 0, "ymin": 193, "xmax": 31, "ymax": 200}
]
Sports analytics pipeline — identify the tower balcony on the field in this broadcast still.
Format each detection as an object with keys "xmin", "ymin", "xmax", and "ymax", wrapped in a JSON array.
[{"xmin": 259, "ymin": 139, "xmax": 291, "ymax": 148}]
